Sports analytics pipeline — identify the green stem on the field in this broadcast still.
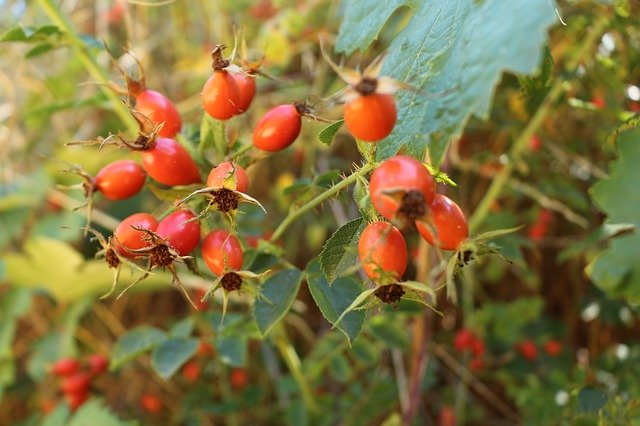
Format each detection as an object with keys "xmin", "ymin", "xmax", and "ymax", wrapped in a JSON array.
[
  {"xmin": 270, "ymin": 163, "xmax": 374, "ymax": 243},
  {"xmin": 273, "ymin": 326, "xmax": 319, "ymax": 413},
  {"xmin": 468, "ymin": 14, "xmax": 611, "ymax": 233},
  {"xmin": 37, "ymin": 0, "xmax": 138, "ymax": 132}
]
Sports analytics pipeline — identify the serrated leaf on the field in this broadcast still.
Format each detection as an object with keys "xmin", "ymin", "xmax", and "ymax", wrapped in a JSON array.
[
  {"xmin": 111, "ymin": 326, "xmax": 166, "ymax": 370},
  {"xmin": 319, "ymin": 217, "xmax": 366, "ymax": 284},
  {"xmin": 587, "ymin": 128, "xmax": 640, "ymax": 300},
  {"xmin": 336, "ymin": 0, "xmax": 406, "ymax": 54},
  {"xmin": 318, "ymin": 120, "xmax": 344, "ymax": 145},
  {"xmin": 354, "ymin": 177, "xmax": 378, "ymax": 221},
  {"xmin": 151, "ymin": 338, "xmax": 199, "ymax": 379},
  {"xmin": 254, "ymin": 268, "xmax": 302, "ymax": 337},
  {"xmin": 306, "ymin": 261, "xmax": 366, "ymax": 343},
  {"xmin": 337, "ymin": 0, "xmax": 556, "ymax": 165}
]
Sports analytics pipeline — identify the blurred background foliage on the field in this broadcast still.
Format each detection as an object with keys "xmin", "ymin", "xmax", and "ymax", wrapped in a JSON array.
[{"xmin": 1, "ymin": 0, "xmax": 640, "ymax": 425}]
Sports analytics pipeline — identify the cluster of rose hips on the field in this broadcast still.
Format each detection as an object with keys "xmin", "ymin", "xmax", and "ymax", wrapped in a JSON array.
[
  {"xmin": 66, "ymin": 37, "xmax": 421, "ymax": 305},
  {"xmin": 49, "ymin": 355, "xmax": 108, "ymax": 411},
  {"xmin": 356, "ymin": 155, "xmax": 469, "ymax": 303}
]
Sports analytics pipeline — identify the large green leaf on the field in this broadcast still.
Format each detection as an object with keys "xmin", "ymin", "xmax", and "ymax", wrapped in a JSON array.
[
  {"xmin": 110, "ymin": 326, "xmax": 167, "ymax": 370},
  {"xmin": 587, "ymin": 128, "xmax": 640, "ymax": 300},
  {"xmin": 254, "ymin": 268, "xmax": 303, "ymax": 337},
  {"xmin": 306, "ymin": 260, "xmax": 366, "ymax": 343},
  {"xmin": 336, "ymin": 0, "xmax": 556, "ymax": 164},
  {"xmin": 318, "ymin": 217, "xmax": 365, "ymax": 284},
  {"xmin": 151, "ymin": 338, "xmax": 199, "ymax": 379}
]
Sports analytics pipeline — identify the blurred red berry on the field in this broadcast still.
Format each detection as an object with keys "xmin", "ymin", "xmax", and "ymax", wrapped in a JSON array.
[
  {"xmin": 41, "ymin": 399, "xmax": 57, "ymax": 414},
  {"xmin": 529, "ymin": 134, "xmax": 542, "ymax": 151},
  {"xmin": 629, "ymin": 101, "xmax": 640, "ymax": 112},
  {"xmin": 141, "ymin": 394, "xmax": 162, "ymax": 414},
  {"xmin": 529, "ymin": 209, "xmax": 553, "ymax": 242},
  {"xmin": 197, "ymin": 341, "xmax": 215, "ymax": 358},
  {"xmin": 471, "ymin": 338, "xmax": 485, "ymax": 357},
  {"xmin": 230, "ymin": 368, "xmax": 248, "ymax": 390},
  {"xmin": 517, "ymin": 340, "xmax": 538, "ymax": 361},
  {"xmin": 438, "ymin": 405, "xmax": 457, "ymax": 426},
  {"xmin": 453, "ymin": 329, "xmax": 475, "ymax": 352},
  {"xmin": 544, "ymin": 340, "xmax": 562, "ymax": 357},
  {"xmin": 61, "ymin": 372, "xmax": 91, "ymax": 395},
  {"xmin": 51, "ymin": 358, "xmax": 80, "ymax": 377},
  {"xmin": 87, "ymin": 354, "xmax": 108, "ymax": 376},
  {"xmin": 591, "ymin": 96, "xmax": 606, "ymax": 109},
  {"xmin": 181, "ymin": 360, "xmax": 201, "ymax": 383},
  {"xmin": 469, "ymin": 357, "xmax": 485, "ymax": 372}
]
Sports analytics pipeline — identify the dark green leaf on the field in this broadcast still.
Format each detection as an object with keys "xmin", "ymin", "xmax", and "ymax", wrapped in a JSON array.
[
  {"xmin": 318, "ymin": 120, "xmax": 344, "ymax": 145},
  {"xmin": 111, "ymin": 326, "xmax": 166, "ymax": 370},
  {"xmin": 169, "ymin": 317, "xmax": 195, "ymax": 339},
  {"xmin": 587, "ymin": 128, "xmax": 640, "ymax": 300},
  {"xmin": 214, "ymin": 335, "xmax": 247, "ymax": 367},
  {"xmin": 577, "ymin": 387, "xmax": 608, "ymax": 413},
  {"xmin": 26, "ymin": 43, "xmax": 55, "ymax": 58},
  {"xmin": 369, "ymin": 315, "xmax": 410, "ymax": 349},
  {"xmin": 319, "ymin": 217, "xmax": 365, "ymax": 284},
  {"xmin": 151, "ymin": 338, "xmax": 199, "ymax": 379},
  {"xmin": 336, "ymin": 0, "xmax": 406, "ymax": 54},
  {"xmin": 306, "ymin": 260, "xmax": 366, "ymax": 343},
  {"xmin": 254, "ymin": 269, "xmax": 302, "ymax": 337}
]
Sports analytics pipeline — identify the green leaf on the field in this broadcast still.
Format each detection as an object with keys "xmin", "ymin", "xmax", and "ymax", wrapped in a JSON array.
[
  {"xmin": 111, "ymin": 326, "xmax": 166, "ymax": 370},
  {"xmin": 1, "ymin": 25, "xmax": 63, "ymax": 43},
  {"xmin": 306, "ymin": 260, "xmax": 366, "ymax": 343},
  {"xmin": 336, "ymin": 0, "xmax": 406, "ymax": 54},
  {"xmin": 587, "ymin": 128, "xmax": 640, "ymax": 300},
  {"xmin": 318, "ymin": 120, "xmax": 344, "ymax": 145},
  {"xmin": 577, "ymin": 387, "xmax": 608, "ymax": 413},
  {"xmin": 214, "ymin": 335, "xmax": 247, "ymax": 367},
  {"xmin": 169, "ymin": 317, "xmax": 195, "ymax": 339},
  {"xmin": 27, "ymin": 332, "xmax": 75, "ymax": 381},
  {"xmin": 337, "ymin": 0, "xmax": 556, "ymax": 164},
  {"xmin": 254, "ymin": 268, "xmax": 302, "ymax": 337},
  {"xmin": 42, "ymin": 404, "xmax": 71, "ymax": 426},
  {"xmin": 319, "ymin": 217, "xmax": 366, "ymax": 284},
  {"xmin": 369, "ymin": 315, "xmax": 410, "ymax": 349},
  {"xmin": 151, "ymin": 338, "xmax": 199, "ymax": 379},
  {"xmin": 0, "ymin": 287, "xmax": 32, "ymax": 319},
  {"xmin": 353, "ymin": 177, "xmax": 378, "ymax": 221},
  {"xmin": 69, "ymin": 398, "xmax": 136, "ymax": 426}
]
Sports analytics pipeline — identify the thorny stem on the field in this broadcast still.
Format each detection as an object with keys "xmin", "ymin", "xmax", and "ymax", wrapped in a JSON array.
[
  {"xmin": 467, "ymin": 14, "xmax": 611, "ymax": 233},
  {"xmin": 37, "ymin": 0, "xmax": 138, "ymax": 133},
  {"xmin": 269, "ymin": 163, "xmax": 375, "ymax": 243}
]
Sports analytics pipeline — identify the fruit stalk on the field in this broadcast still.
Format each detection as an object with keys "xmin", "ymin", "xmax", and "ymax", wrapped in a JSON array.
[{"xmin": 270, "ymin": 163, "xmax": 375, "ymax": 243}]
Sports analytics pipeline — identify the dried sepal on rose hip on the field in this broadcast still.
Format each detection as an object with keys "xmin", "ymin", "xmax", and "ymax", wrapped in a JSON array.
[
  {"xmin": 368, "ymin": 155, "xmax": 436, "ymax": 229},
  {"xmin": 114, "ymin": 224, "xmax": 200, "ymax": 309},
  {"xmin": 178, "ymin": 162, "xmax": 264, "ymax": 224},
  {"xmin": 199, "ymin": 230, "xmax": 269, "ymax": 322},
  {"xmin": 68, "ymin": 225, "xmax": 149, "ymax": 300},
  {"xmin": 320, "ymin": 39, "xmax": 413, "ymax": 142},
  {"xmin": 104, "ymin": 43, "xmax": 182, "ymax": 138}
]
